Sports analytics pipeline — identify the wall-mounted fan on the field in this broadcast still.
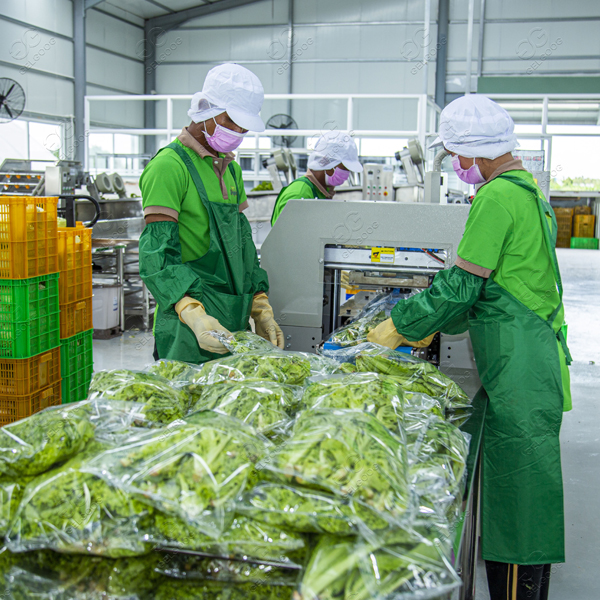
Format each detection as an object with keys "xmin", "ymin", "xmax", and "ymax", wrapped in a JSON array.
[
  {"xmin": 0, "ymin": 78, "xmax": 26, "ymax": 123},
  {"xmin": 266, "ymin": 113, "xmax": 298, "ymax": 148}
]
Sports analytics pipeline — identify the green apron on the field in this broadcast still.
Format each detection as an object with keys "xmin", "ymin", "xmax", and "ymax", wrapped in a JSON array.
[
  {"xmin": 154, "ymin": 142, "xmax": 256, "ymax": 364},
  {"xmin": 471, "ymin": 174, "xmax": 571, "ymax": 565},
  {"xmin": 271, "ymin": 176, "xmax": 322, "ymax": 225}
]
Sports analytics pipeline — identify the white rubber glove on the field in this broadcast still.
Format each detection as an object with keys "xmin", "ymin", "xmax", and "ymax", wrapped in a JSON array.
[
  {"xmin": 175, "ymin": 297, "xmax": 231, "ymax": 355},
  {"xmin": 251, "ymin": 293, "xmax": 285, "ymax": 349}
]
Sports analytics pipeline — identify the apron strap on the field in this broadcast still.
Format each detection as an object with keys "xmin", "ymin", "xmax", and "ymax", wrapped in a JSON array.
[
  {"xmin": 228, "ymin": 162, "xmax": 241, "ymax": 203},
  {"xmin": 497, "ymin": 174, "xmax": 572, "ymax": 364}
]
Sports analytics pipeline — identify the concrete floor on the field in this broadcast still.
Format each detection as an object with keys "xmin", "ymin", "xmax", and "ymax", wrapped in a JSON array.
[{"xmin": 92, "ymin": 248, "xmax": 600, "ymax": 599}]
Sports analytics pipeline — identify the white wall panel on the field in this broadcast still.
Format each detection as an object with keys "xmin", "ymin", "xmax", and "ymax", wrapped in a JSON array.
[
  {"xmin": 87, "ymin": 47, "xmax": 144, "ymax": 94},
  {"xmin": 1, "ymin": 20, "xmax": 74, "ymax": 79},
  {"xmin": 86, "ymin": 9, "xmax": 145, "ymax": 58},
  {"xmin": 0, "ymin": 0, "xmax": 73, "ymax": 37},
  {"xmin": 1, "ymin": 62, "xmax": 74, "ymax": 118},
  {"xmin": 484, "ymin": 0, "xmax": 600, "ymax": 19},
  {"xmin": 183, "ymin": 0, "xmax": 289, "ymax": 28}
]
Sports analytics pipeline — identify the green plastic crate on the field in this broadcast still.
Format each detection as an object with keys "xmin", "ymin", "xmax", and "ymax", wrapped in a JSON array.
[
  {"xmin": 570, "ymin": 237, "xmax": 599, "ymax": 250},
  {"xmin": 60, "ymin": 329, "xmax": 94, "ymax": 404},
  {"xmin": 0, "ymin": 274, "xmax": 60, "ymax": 359}
]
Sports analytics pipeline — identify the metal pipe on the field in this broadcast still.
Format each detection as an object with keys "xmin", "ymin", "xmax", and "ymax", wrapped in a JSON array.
[
  {"xmin": 287, "ymin": 0, "xmax": 294, "ymax": 118},
  {"xmin": 144, "ymin": 22, "xmax": 157, "ymax": 157},
  {"xmin": 435, "ymin": 0, "xmax": 449, "ymax": 108},
  {"xmin": 324, "ymin": 263, "xmax": 442, "ymax": 275},
  {"xmin": 477, "ymin": 0, "xmax": 486, "ymax": 77},
  {"xmin": 434, "ymin": 149, "xmax": 450, "ymax": 171},
  {"xmin": 423, "ymin": 0, "xmax": 431, "ymax": 95},
  {"xmin": 73, "ymin": 0, "xmax": 86, "ymax": 163},
  {"xmin": 465, "ymin": 0, "xmax": 475, "ymax": 94}
]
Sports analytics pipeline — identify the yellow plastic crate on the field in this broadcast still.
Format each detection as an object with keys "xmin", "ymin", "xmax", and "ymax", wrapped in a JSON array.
[
  {"xmin": 60, "ymin": 297, "xmax": 93, "ymax": 339},
  {"xmin": 0, "ymin": 347, "xmax": 61, "ymax": 396},
  {"xmin": 58, "ymin": 222, "xmax": 93, "ymax": 304},
  {"xmin": 0, "ymin": 196, "xmax": 59, "ymax": 279},
  {"xmin": 0, "ymin": 380, "xmax": 61, "ymax": 426}
]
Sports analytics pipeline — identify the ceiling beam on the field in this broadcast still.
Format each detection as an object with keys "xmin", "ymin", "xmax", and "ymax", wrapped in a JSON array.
[
  {"xmin": 85, "ymin": 0, "xmax": 106, "ymax": 9},
  {"xmin": 147, "ymin": 0, "xmax": 265, "ymax": 32}
]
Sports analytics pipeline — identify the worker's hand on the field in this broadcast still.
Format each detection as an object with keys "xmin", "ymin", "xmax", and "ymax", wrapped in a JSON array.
[
  {"xmin": 251, "ymin": 293, "xmax": 285, "ymax": 349},
  {"xmin": 367, "ymin": 318, "xmax": 436, "ymax": 349},
  {"xmin": 175, "ymin": 297, "xmax": 231, "ymax": 355}
]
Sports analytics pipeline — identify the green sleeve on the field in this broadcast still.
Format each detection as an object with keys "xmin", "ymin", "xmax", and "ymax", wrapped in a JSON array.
[
  {"xmin": 271, "ymin": 181, "xmax": 317, "ymax": 225},
  {"xmin": 240, "ymin": 213, "xmax": 269, "ymax": 295},
  {"xmin": 140, "ymin": 150, "xmax": 187, "ymax": 212},
  {"xmin": 139, "ymin": 221, "xmax": 204, "ymax": 313},
  {"xmin": 457, "ymin": 191, "xmax": 513, "ymax": 270},
  {"xmin": 391, "ymin": 266, "xmax": 485, "ymax": 340}
]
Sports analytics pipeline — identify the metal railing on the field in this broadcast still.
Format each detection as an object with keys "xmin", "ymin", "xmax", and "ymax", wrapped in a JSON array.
[{"xmin": 83, "ymin": 93, "xmax": 441, "ymax": 179}]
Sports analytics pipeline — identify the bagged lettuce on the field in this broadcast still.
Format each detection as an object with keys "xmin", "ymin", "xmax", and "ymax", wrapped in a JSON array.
[
  {"xmin": 189, "ymin": 352, "xmax": 312, "ymax": 386},
  {"xmin": 89, "ymin": 369, "xmax": 188, "ymax": 424},
  {"xmin": 146, "ymin": 359, "xmax": 196, "ymax": 382},
  {"xmin": 85, "ymin": 413, "xmax": 272, "ymax": 538},
  {"xmin": 237, "ymin": 482, "xmax": 382, "ymax": 536},
  {"xmin": 0, "ymin": 402, "xmax": 94, "ymax": 478},
  {"xmin": 6, "ymin": 449, "xmax": 155, "ymax": 557},
  {"xmin": 0, "ymin": 477, "xmax": 30, "ymax": 536},
  {"xmin": 192, "ymin": 380, "xmax": 301, "ymax": 436},
  {"xmin": 155, "ymin": 579, "xmax": 295, "ymax": 600},
  {"xmin": 353, "ymin": 346, "xmax": 470, "ymax": 407},
  {"xmin": 156, "ymin": 513, "xmax": 306, "ymax": 566},
  {"xmin": 301, "ymin": 373, "xmax": 404, "ymax": 434},
  {"xmin": 259, "ymin": 409, "xmax": 411, "ymax": 526}
]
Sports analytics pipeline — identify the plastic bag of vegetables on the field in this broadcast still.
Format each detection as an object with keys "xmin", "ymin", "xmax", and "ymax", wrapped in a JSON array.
[
  {"xmin": 0, "ymin": 477, "xmax": 30, "ymax": 536},
  {"xmin": 6, "ymin": 449, "xmax": 155, "ymax": 557},
  {"xmin": 89, "ymin": 369, "xmax": 188, "ymax": 424},
  {"xmin": 353, "ymin": 346, "xmax": 471, "ymax": 407},
  {"xmin": 155, "ymin": 553, "xmax": 301, "ymax": 587},
  {"xmin": 146, "ymin": 359, "xmax": 196, "ymax": 381},
  {"xmin": 0, "ymin": 402, "xmax": 94, "ymax": 478},
  {"xmin": 155, "ymin": 579, "xmax": 296, "ymax": 600},
  {"xmin": 188, "ymin": 352, "xmax": 312, "ymax": 386},
  {"xmin": 2, "ymin": 550, "xmax": 162, "ymax": 600},
  {"xmin": 210, "ymin": 330, "xmax": 283, "ymax": 354},
  {"xmin": 85, "ymin": 412, "xmax": 272, "ymax": 539},
  {"xmin": 301, "ymin": 372, "xmax": 404, "ymax": 435},
  {"xmin": 192, "ymin": 380, "xmax": 301, "ymax": 437},
  {"xmin": 260, "ymin": 409, "xmax": 412, "ymax": 527},
  {"xmin": 156, "ymin": 513, "xmax": 306, "ymax": 567},
  {"xmin": 236, "ymin": 482, "xmax": 380, "ymax": 536}
]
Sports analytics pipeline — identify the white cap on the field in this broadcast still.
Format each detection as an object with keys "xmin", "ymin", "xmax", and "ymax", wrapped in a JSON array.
[
  {"xmin": 429, "ymin": 95, "xmax": 518, "ymax": 159},
  {"xmin": 307, "ymin": 130, "xmax": 363, "ymax": 172},
  {"xmin": 188, "ymin": 63, "xmax": 265, "ymax": 132}
]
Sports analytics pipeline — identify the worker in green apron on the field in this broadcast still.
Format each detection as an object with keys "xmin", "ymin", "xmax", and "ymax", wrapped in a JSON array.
[
  {"xmin": 139, "ymin": 64, "xmax": 284, "ymax": 363},
  {"xmin": 369, "ymin": 95, "xmax": 571, "ymax": 600},
  {"xmin": 271, "ymin": 130, "xmax": 363, "ymax": 225}
]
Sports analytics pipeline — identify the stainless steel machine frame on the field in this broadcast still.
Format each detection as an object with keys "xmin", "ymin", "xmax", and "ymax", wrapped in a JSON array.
[{"xmin": 261, "ymin": 199, "xmax": 472, "ymax": 354}]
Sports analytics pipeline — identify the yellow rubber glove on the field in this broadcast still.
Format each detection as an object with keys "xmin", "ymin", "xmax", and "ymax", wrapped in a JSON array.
[
  {"xmin": 367, "ymin": 318, "xmax": 436, "ymax": 349},
  {"xmin": 175, "ymin": 297, "xmax": 231, "ymax": 355},
  {"xmin": 251, "ymin": 293, "xmax": 285, "ymax": 349}
]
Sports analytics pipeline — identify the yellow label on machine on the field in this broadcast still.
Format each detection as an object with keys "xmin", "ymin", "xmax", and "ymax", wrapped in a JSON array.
[{"xmin": 371, "ymin": 247, "xmax": 395, "ymax": 264}]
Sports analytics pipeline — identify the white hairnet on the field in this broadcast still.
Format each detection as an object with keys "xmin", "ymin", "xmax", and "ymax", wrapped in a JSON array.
[
  {"xmin": 307, "ymin": 130, "xmax": 363, "ymax": 172},
  {"xmin": 188, "ymin": 63, "xmax": 265, "ymax": 132},
  {"xmin": 429, "ymin": 95, "xmax": 519, "ymax": 159}
]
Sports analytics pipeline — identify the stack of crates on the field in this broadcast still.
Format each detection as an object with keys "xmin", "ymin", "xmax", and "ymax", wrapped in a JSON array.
[
  {"xmin": 58, "ymin": 222, "xmax": 94, "ymax": 404},
  {"xmin": 570, "ymin": 206, "xmax": 598, "ymax": 249},
  {"xmin": 552, "ymin": 207, "xmax": 574, "ymax": 248},
  {"xmin": 0, "ymin": 196, "xmax": 62, "ymax": 425}
]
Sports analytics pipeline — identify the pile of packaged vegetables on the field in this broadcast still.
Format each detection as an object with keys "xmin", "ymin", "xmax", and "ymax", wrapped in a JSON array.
[{"xmin": 0, "ymin": 333, "xmax": 472, "ymax": 600}]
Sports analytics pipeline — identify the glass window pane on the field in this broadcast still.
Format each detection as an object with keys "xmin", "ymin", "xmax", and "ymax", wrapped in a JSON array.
[{"xmin": 29, "ymin": 122, "xmax": 61, "ymax": 161}]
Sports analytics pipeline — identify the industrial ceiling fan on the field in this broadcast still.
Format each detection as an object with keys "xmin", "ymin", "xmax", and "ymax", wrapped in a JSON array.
[{"xmin": 0, "ymin": 78, "xmax": 26, "ymax": 123}]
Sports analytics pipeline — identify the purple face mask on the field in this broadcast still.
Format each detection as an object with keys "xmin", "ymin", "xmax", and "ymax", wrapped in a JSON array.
[
  {"xmin": 452, "ymin": 155, "xmax": 486, "ymax": 185},
  {"xmin": 325, "ymin": 167, "xmax": 350, "ymax": 187},
  {"xmin": 205, "ymin": 118, "xmax": 246, "ymax": 153}
]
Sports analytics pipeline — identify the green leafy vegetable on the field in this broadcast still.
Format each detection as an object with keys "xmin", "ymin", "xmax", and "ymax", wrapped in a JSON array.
[
  {"xmin": 328, "ymin": 310, "xmax": 388, "ymax": 347},
  {"xmin": 147, "ymin": 359, "xmax": 195, "ymax": 381},
  {"xmin": 0, "ymin": 403, "xmax": 94, "ymax": 477},
  {"xmin": 155, "ymin": 579, "xmax": 295, "ymax": 600},
  {"xmin": 192, "ymin": 353, "xmax": 311, "ymax": 386},
  {"xmin": 301, "ymin": 373, "xmax": 404, "ymax": 434},
  {"xmin": 193, "ymin": 380, "xmax": 300, "ymax": 436},
  {"xmin": 89, "ymin": 369, "xmax": 188, "ymax": 424},
  {"xmin": 261, "ymin": 410, "xmax": 410, "ymax": 524}
]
